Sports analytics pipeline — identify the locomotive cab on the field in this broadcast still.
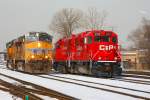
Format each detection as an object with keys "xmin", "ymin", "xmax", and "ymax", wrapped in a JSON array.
[
  {"xmin": 85, "ymin": 31, "xmax": 122, "ymax": 77},
  {"xmin": 24, "ymin": 32, "xmax": 53, "ymax": 73}
]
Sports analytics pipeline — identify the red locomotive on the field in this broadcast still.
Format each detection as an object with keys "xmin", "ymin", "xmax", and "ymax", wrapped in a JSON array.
[{"xmin": 54, "ymin": 30, "xmax": 122, "ymax": 77}]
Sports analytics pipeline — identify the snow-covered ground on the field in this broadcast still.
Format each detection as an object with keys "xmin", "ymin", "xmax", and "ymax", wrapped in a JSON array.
[
  {"xmin": 0, "ymin": 90, "xmax": 22, "ymax": 100},
  {"xmin": 0, "ymin": 71, "xmax": 57, "ymax": 100},
  {"xmin": 122, "ymin": 73, "xmax": 150, "ymax": 78},
  {"xmin": 41, "ymin": 74, "xmax": 150, "ymax": 98},
  {"xmin": 50, "ymin": 74, "xmax": 150, "ymax": 92},
  {"xmin": 124, "ymin": 69, "xmax": 150, "ymax": 73},
  {"xmin": 0, "ymin": 65, "xmax": 148, "ymax": 100},
  {"xmin": 121, "ymin": 76, "xmax": 150, "ymax": 82}
]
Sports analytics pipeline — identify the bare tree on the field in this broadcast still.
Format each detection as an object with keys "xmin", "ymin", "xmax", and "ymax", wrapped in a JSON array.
[
  {"xmin": 49, "ymin": 8, "xmax": 83, "ymax": 37},
  {"xmin": 128, "ymin": 18, "xmax": 150, "ymax": 49},
  {"xmin": 83, "ymin": 7, "xmax": 107, "ymax": 30},
  {"xmin": 128, "ymin": 18, "xmax": 150, "ymax": 69}
]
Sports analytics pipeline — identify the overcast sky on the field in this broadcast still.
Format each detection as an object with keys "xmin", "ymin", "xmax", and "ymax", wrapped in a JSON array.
[{"xmin": 0, "ymin": 0, "xmax": 150, "ymax": 51}]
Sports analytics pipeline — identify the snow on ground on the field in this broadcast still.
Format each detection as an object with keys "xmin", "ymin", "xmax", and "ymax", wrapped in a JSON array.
[
  {"xmin": 0, "ymin": 75, "xmax": 21, "ymax": 85},
  {"xmin": 0, "ymin": 64, "xmax": 7, "ymax": 69},
  {"xmin": 0, "ymin": 67, "xmax": 142, "ymax": 100},
  {"xmin": 33, "ymin": 94, "xmax": 58, "ymax": 100},
  {"xmin": 122, "ymin": 77, "xmax": 150, "ymax": 82},
  {"xmin": 0, "ymin": 72, "xmax": 56, "ymax": 100},
  {"xmin": 124, "ymin": 69, "xmax": 150, "ymax": 73},
  {"xmin": 52, "ymin": 74, "xmax": 150, "ymax": 93},
  {"xmin": 122, "ymin": 73, "xmax": 150, "ymax": 78},
  {"xmin": 42, "ymin": 74, "xmax": 150, "ymax": 98},
  {"xmin": 0, "ymin": 90, "xmax": 22, "ymax": 100}
]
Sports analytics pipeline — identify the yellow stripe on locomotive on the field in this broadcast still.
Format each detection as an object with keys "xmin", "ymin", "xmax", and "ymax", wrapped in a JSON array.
[{"xmin": 25, "ymin": 41, "xmax": 52, "ymax": 61}]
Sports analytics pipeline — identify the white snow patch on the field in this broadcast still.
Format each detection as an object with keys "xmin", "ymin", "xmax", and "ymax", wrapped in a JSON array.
[
  {"xmin": 42, "ymin": 74, "xmax": 150, "ymax": 98},
  {"xmin": 33, "ymin": 94, "xmax": 58, "ymax": 100},
  {"xmin": 0, "ymin": 68, "xmax": 141, "ymax": 100},
  {"xmin": 0, "ymin": 90, "xmax": 22, "ymax": 100}
]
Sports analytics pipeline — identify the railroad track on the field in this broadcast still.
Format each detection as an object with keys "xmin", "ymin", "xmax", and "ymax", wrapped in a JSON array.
[
  {"xmin": 123, "ymin": 70, "xmax": 150, "ymax": 79},
  {"xmin": 0, "ymin": 73, "xmax": 77, "ymax": 100},
  {"xmin": 110, "ymin": 76, "xmax": 150, "ymax": 85},
  {"xmin": 122, "ymin": 73, "xmax": 150, "ymax": 79},
  {"xmin": 123, "ymin": 70, "xmax": 150, "ymax": 76},
  {"xmin": 38, "ymin": 74, "xmax": 150, "ymax": 100},
  {"xmin": 0, "ymin": 79, "xmax": 42, "ymax": 100}
]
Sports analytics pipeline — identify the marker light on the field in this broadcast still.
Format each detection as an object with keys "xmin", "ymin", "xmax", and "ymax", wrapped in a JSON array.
[
  {"xmin": 99, "ymin": 57, "xmax": 102, "ymax": 60},
  {"xmin": 38, "ymin": 42, "xmax": 41, "ymax": 47},
  {"xmin": 114, "ymin": 57, "xmax": 117, "ymax": 61},
  {"xmin": 31, "ymin": 55, "xmax": 35, "ymax": 59},
  {"xmin": 45, "ymin": 55, "xmax": 48, "ymax": 59}
]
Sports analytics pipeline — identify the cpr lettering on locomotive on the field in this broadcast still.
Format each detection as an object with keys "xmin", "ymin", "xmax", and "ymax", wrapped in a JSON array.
[{"xmin": 99, "ymin": 45, "xmax": 114, "ymax": 50}]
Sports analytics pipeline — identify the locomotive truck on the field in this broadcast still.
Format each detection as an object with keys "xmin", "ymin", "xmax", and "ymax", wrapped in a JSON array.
[
  {"xmin": 6, "ymin": 32, "xmax": 53, "ymax": 73},
  {"xmin": 54, "ymin": 30, "xmax": 122, "ymax": 77}
]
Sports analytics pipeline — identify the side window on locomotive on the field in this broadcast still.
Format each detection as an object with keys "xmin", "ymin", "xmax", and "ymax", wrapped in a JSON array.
[
  {"xmin": 112, "ymin": 37, "xmax": 117, "ymax": 43},
  {"xmin": 84, "ymin": 36, "xmax": 92, "ymax": 44}
]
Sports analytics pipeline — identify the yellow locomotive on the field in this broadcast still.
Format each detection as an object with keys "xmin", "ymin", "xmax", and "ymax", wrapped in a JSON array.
[{"xmin": 6, "ymin": 32, "xmax": 53, "ymax": 73}]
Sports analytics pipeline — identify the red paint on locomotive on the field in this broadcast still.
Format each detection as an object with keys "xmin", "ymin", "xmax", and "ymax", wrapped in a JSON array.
[{"xmin": 54, "ymin": 30, "xmax": 122, "ymax": 77}]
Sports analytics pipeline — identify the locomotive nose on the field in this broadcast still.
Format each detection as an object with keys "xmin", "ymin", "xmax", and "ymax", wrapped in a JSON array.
[
  {"xmin": 96, "ymin": 44, "xmax": 117, "ymax": 61},
  {"xmin": 99, "ymin": 45, "xmax": 114, "ymax": 51}
]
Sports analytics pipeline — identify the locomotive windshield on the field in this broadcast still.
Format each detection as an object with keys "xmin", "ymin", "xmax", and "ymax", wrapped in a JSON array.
[
  {"xmin": 25, "ymin": 32, "xmax": 38, "ymax": 42},
  {"xmin": 39, "ymin": 33, "xmax": 52, "ymax": 42},
  {"xmin": 112, "ymin": 37, "xmax": 117, "ymax": 43},
  {"xmin": 94, "ymin": 36, "xmax": 110, "ymax": 42},
  {"xmin": 25, "ymin": 32, "xmax": 52, "ymax": 42}
]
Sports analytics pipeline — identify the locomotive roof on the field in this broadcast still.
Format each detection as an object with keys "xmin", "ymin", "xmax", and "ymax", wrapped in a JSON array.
[
  {"xmin": 58, "ymin": 30, "xmax": 117, "ymax": 40},
  {"xmin": 6, "ymin": 32, "xmax": 52, "ymax": 47}
]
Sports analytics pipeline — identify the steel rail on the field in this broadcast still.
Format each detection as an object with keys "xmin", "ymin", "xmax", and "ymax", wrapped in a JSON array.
[
  {"xmin": 0, "ymin": 79, "xmax": 43, "ymax": 100},
  {"xmin": 38, "ymin": 74, "xmax": 150, "ymax": 100},
  {"xmin": 0, "ymin": 73, "xmax": 77, "ymax": 100}
]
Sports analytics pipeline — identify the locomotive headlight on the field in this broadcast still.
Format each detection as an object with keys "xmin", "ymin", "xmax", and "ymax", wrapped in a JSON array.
[
  {"xmin": 45, "ymin": 55, "xmax": 48, "ymax": 59},
  {"xmin": 114, "ymin": 57, "xmax": 117, "ymax": 60},
  {"xmin": 31, "ymin": 55, "xmax": 35, "ymax": 59},
  {"xmin": 38, "ymin": 42, "xmax": 41, "ymax": 47},
  {"xmin": 99, "ymin": 57, "xmax": 102, "ymax": 60}
]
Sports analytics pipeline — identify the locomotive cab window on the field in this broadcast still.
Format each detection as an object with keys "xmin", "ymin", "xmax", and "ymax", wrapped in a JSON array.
[
  {"xmin": 39, "ymin": 33, "xmax": 52, "ymax": 42},
  {"xmin": 102, "ymin": 36, "xmax": 110, "ymax": 42},
  {"xmin": 112, "ymin": 37, "xmax": 117, "ymax": 43},
  {"xmin": 94, "ymin": 36, "xmax": 101, "ymax": 42},
  {"xmin": 84, "ymin": 36, "xmax": 92, "ymax": 44},
  {"xmin": 25, "ymin": 32, "xmax": 38, "ymax": 42},
  {"xmin": 94, "ymin": 36, "xmax": 110, "ymax": 42}
]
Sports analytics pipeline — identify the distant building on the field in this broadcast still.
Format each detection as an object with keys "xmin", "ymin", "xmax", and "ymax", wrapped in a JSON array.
[{"xmin": 121, "ymin": 50, "xmax": 149, "ymax": 70}]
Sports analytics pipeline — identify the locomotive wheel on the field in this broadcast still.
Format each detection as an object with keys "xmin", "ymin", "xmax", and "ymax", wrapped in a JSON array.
[
  {"xmin": 108, "ymin": 72, "xmax": 113, "ymax": 78},
  {"xmin": 6, "ymin": 61, "xmax": 12, "ymax": 70},
  {"xmin": 108, "ymin": 66, "xmax": 113, "ymax": 78},
  {"xmin": 70, "ymin": 63, "xmax": 76, "ymax": 74},
  {"xmin": 24, "ymin": 63, "xmax": 32, "ymax": 73},
  {"xmin": 57, "ymin": 65, "xmax": 67, "ymax": 73},
  {"xmin": 112, "ymin": 65, "xmax": 122, "ymax": 76},
  {"xmin": 73, "ymin": 64, "xmax": 80, "ymax": 74},
  {"xmin": 17, "ymin": 62, "xmax": 24, "ymax": 71}
]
